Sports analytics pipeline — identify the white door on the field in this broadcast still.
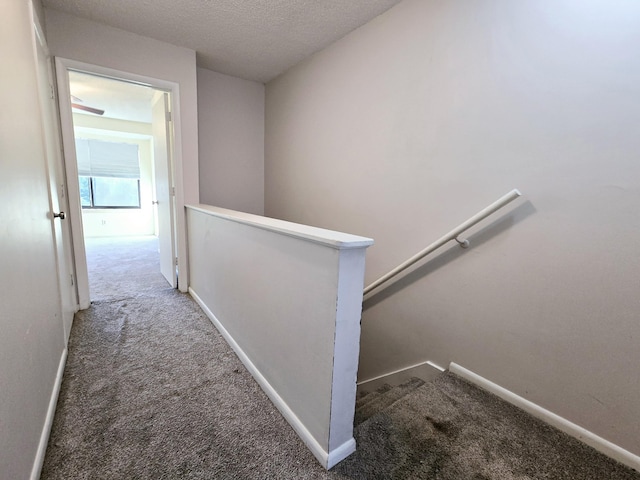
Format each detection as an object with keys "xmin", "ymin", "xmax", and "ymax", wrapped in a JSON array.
[
  {"xmin": 152, "ymin": 92, "xmax": 177, "ymax": 287},
  {"xmin": 33, "ymin": 17, "xmax": 77, "ymax": 339}
]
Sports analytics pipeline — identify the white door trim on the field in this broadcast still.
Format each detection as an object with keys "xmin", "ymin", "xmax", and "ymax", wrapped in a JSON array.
[
  {"xmin": 54, "ymin": 57, "xmax": 184, "ymax": 308},
  {"xmin": 31, "ymin": 9, "xmax": 78, "ymax": 334}
]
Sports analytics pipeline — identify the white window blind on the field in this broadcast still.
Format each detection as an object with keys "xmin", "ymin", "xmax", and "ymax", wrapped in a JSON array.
[{"xmin": 75, "ymin": 138, "xmax": 140, "ymax": 178}]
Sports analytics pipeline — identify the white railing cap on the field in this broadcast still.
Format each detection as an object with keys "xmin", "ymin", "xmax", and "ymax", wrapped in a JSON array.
[{"xmin": 186, "ymin": 204, "xmax": 374, "ymax": 250}]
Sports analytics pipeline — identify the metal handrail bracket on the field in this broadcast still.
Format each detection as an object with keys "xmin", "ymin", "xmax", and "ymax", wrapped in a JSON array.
[{"xmin": 363, "ymin": 189, "xmax": 522, "ymax": 296}]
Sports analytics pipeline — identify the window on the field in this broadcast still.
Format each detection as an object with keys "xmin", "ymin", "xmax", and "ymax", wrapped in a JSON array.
[
  {"xmin": 76, "ymin": 138, "xmax": 141, "ymax": 209},
  {"xmin": 79, "ymin": 175, "xmax": 141, "ymax": 208}
]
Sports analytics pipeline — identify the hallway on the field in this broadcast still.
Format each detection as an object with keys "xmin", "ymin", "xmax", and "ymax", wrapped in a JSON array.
[
  {"xmin": 39, "ymin": 237, "xmax": 640, "ymax": 479},
  {"xmin": 41, "ymin": 236, "xmax": 329, "ymax": 478}
]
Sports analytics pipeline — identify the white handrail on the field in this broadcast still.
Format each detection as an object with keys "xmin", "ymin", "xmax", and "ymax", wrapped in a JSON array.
[{"xmin": 363, "ymin": 189, "xmax": 522, "ymax": 296}]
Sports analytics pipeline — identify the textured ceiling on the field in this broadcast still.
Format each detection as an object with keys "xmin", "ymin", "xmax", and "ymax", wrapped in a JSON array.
[{"xmin": 42, "ymin": 0, "xmax": 404, "ymax": 83}]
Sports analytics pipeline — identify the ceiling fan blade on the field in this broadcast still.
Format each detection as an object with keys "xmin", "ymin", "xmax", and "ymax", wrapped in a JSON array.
[{"xmin": 71, "ymin": 103, "xmax": 105, "ymax": 115}]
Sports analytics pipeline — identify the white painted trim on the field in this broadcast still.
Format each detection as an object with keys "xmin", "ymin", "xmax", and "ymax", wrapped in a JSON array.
[
  {"xmin": 54, "ymin": 57, "xmax": 90, "ymax": 309},
  {"xmin": 31, "ymin": 348, "xmax": 67, "ymax": 480},
  {"xmin": 327, "ymin": 248, "xmax": 364, "ymax": 457},
  {"xmin": 449, "ymin": 363, "xmax": 640, "ymax": 472},
  {"xmin": 186, "ymin": 204, "xmax": 373, "ymax": 250},
  {"xmin": 327, "ymin": 438, "xmax": 356, "ymax": 469},
  {"xmin": 357, "ymin": 360, "xmax": 444, "ymax": 393},
  {"xmin": 189, "ymin": 287, "xmax": 344, "ymax": 469}
]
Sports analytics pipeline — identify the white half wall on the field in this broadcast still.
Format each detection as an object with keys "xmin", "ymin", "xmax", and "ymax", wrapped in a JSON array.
[
  {"xmin": 197, "ymin": 68, "xmax": 265, "ymax": 215},
  {"xmin": 186, "ymin": 204, "xmax": 372, "ymax": 468},
  {"xmin": 265, "ymin": 0, "xmax": 640, "ymax": 458},
  {"xmin": 44, "ymin": 8, "xmax": 199, "ymax": 291}
]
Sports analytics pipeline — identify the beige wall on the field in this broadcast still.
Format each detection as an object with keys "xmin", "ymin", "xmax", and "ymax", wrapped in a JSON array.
[
  {"xmin": 1, "ymin": 1, "xmax": 66, "ymax": 477},
  {"xmin": 44, "ymin": 8, "xmax": 198, "ymax": 290},
  {"xmin": 266, "ymin": 0, "xmax": 640, "ymax": 456},
  {"xmin": 197, "ymin": 68, "xmax": 265, "ymax": 215}
]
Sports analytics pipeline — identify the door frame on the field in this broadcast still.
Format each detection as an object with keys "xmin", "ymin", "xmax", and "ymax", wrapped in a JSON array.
[
  {"xmin": 31, "ymin": 14, "xmax": 78, "ymax": 336},
  {"xmin": 151, "ymin": 90, "xmax": 178, "ymax": 288},
  {"xmin": 54, "ymin": 57, "xmax": 182, "ymax": 308}
]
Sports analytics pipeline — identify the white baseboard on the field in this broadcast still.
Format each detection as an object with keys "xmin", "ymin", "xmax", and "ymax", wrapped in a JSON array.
[
  {"xmin": 189, "ymin": 288, "xmax": 350, "ymax": 469},
  {"xmin": 357, "ymin": 360, "xmax": 445, "ymax": 394},
  {"xmin": 327, "ymin": 438, "xmax": 356, "ymax": 469},
  {"xmin": 30, "ymin": 348, "xmax": 67, "ymax": 480},
  {"xmin": 449, "ymin": 362, "xmax": 640, "ymax": 472}
]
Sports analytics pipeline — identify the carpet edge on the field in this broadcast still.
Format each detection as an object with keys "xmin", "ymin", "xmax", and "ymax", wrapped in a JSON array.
[
  {"xmin": 449, "ymin": 362, "xmax": 640, "ymax": 472},
  {"xmin": 189, "ymin": 287, "xmax": 335, "ymax": 469}
]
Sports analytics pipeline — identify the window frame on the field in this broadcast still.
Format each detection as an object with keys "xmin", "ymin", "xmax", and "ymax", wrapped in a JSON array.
[{"xmin": 79, "ymin": 175, "xmax": 142, "ymax": 209}]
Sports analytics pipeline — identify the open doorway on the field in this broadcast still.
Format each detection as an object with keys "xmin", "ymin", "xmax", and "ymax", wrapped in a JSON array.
[{"xmin": 56, "ymin": 65, "xmax": 179, "ymax": 307}]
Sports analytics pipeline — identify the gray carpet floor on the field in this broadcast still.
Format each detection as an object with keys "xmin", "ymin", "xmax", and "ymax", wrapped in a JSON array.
[{"xmin": 41, "ymin": 235, "xmax": 640, "ymax": 479}]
